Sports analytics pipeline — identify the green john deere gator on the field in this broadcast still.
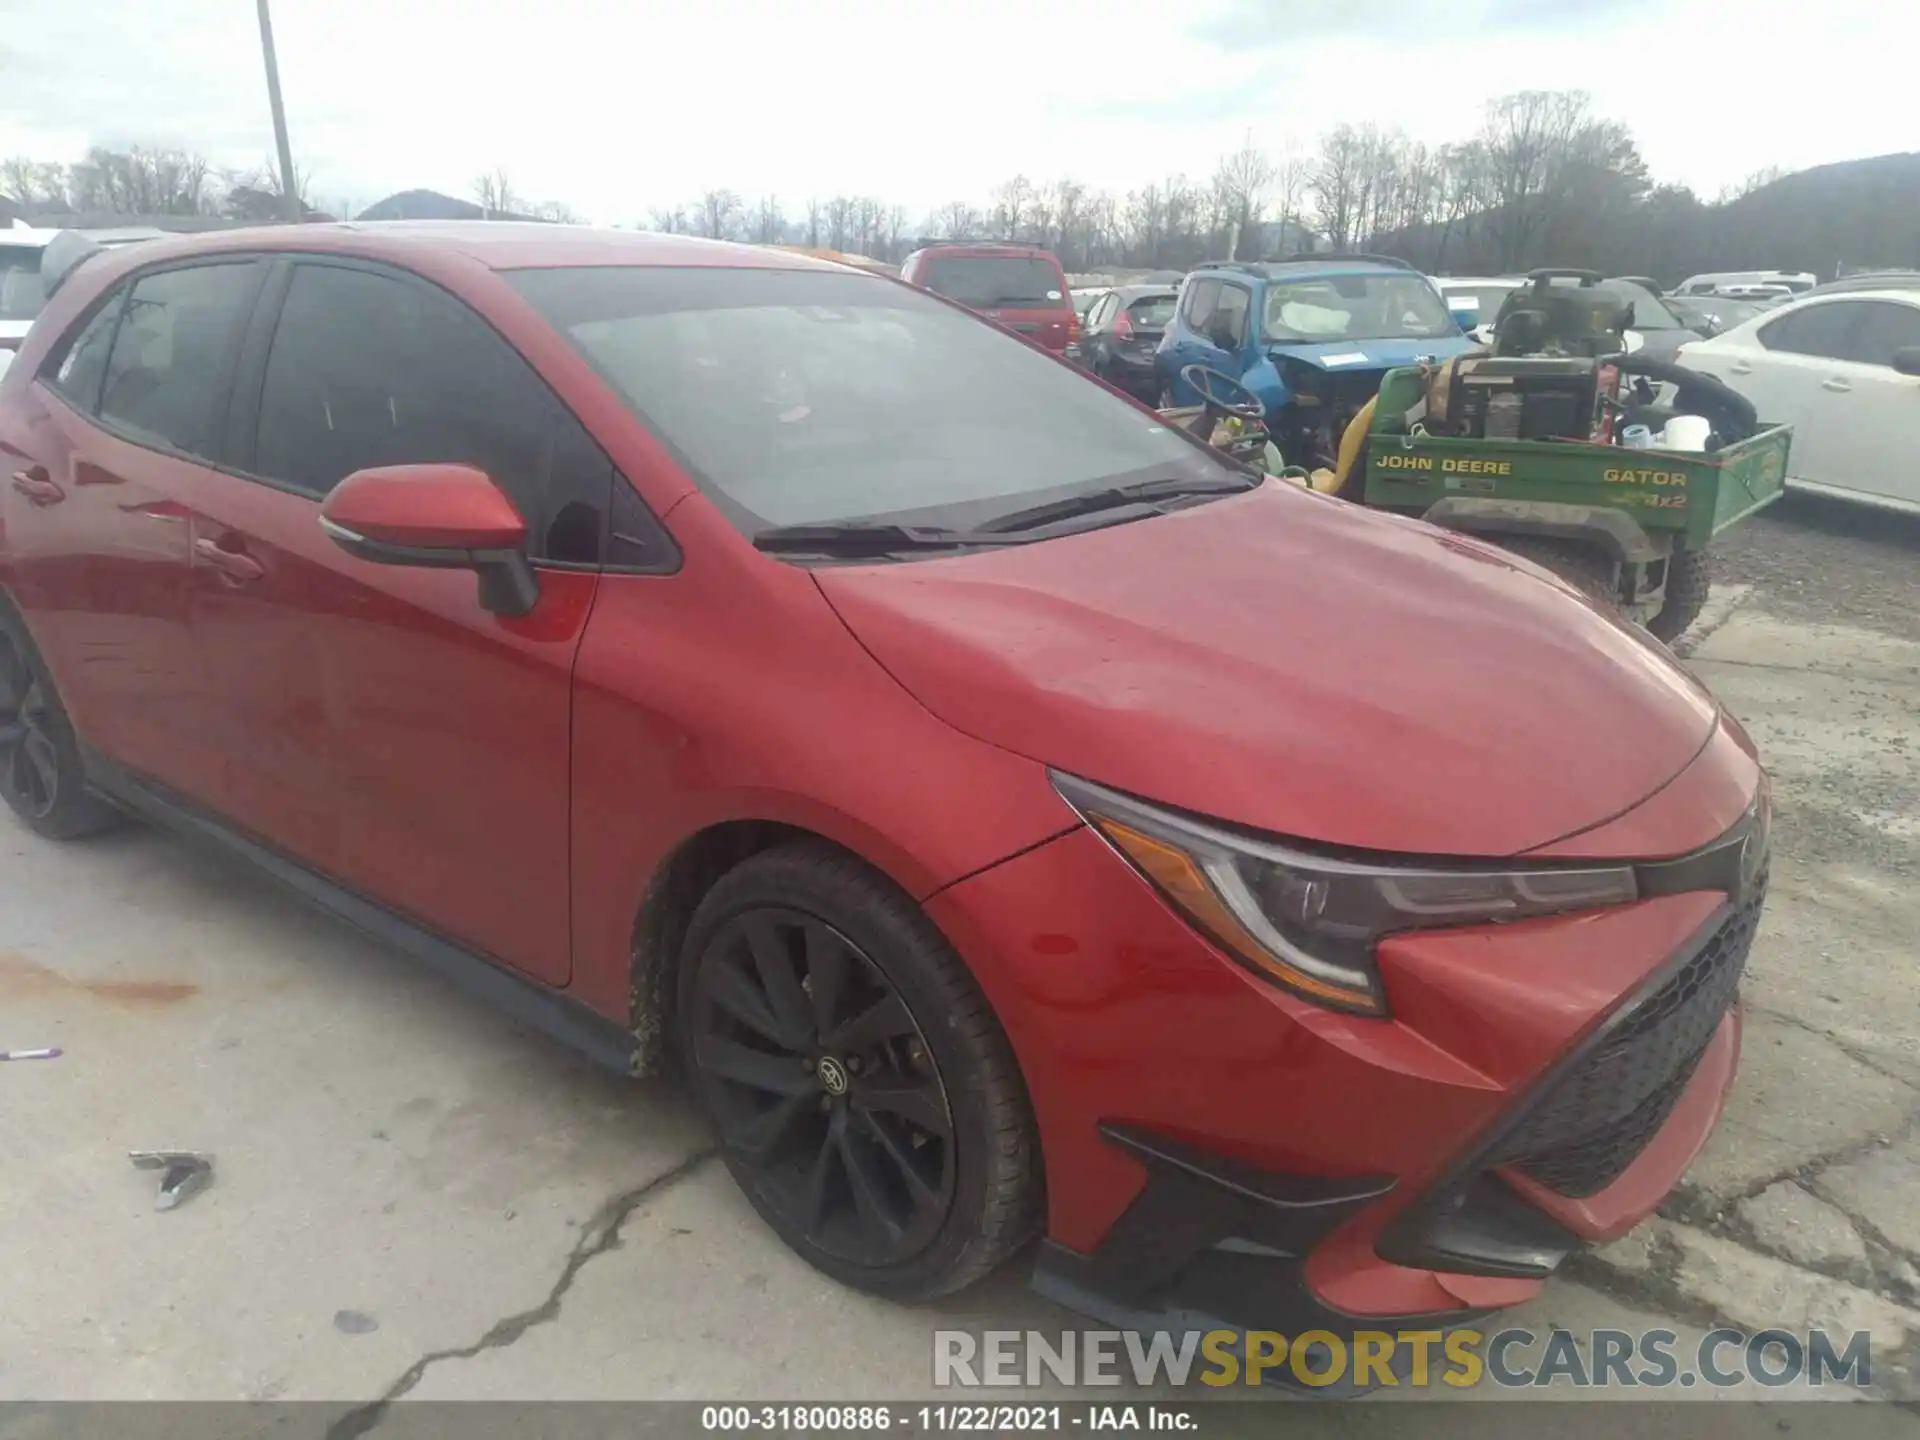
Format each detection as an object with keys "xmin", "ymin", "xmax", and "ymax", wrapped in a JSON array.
[
  {"xmin": 1165, "ymin": 269, "xmax": 1791, "ymax": 640},
  {"xmin": 1335, "ymin": 269, "xmax": 1789, "ymax": 640}
]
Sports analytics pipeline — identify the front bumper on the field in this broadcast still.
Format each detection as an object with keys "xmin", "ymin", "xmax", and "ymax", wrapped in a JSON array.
[{"xmin": 927, "ymin": 773, "xmax": 1763, "ymax": 1379}]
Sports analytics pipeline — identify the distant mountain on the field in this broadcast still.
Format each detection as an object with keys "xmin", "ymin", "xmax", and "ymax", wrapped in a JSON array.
[
  {"xmin": 1377, "ymin": 151, "xmax": 1920, "ymax": 286},
  {"xmin": 1712, "ymin": 152, "xmax": 1920, "ymax": 278},
  {"xmin": 355, "ymin": 188, "xmax": 544, "ymax": 223}
]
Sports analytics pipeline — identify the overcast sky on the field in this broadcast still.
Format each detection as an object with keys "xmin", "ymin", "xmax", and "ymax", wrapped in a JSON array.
[{"xmin": 1, "ymin": 0, "xmax": 1910, "ymax": 222}]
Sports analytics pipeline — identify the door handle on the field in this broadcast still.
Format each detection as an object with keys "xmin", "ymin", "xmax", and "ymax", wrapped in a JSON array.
[
  {"xmin": 194, "ymin": 537, "xmax": 266, "ymax": 583},
  {"xmin": 9, "ymin": 467, "xmax": 64, "ymax": 506},
  {"xmin": 1728, "ymin": 361, "xmax": 1753, "ymax": 375},
  {"xmin": 1821, "ymin": 377, "xmax": 1851, "ymax": 393}
]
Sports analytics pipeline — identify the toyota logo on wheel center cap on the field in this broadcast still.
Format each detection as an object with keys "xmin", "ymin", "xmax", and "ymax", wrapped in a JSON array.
[{"xmin": 817, "ymin": 1056, "xmax": 849, "ymax": 1096}]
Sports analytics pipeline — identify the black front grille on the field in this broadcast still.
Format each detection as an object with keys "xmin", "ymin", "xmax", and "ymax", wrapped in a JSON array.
[{"xmin": 1496, "ymin": 872, "xmax": 1766, "ymax": 1198}]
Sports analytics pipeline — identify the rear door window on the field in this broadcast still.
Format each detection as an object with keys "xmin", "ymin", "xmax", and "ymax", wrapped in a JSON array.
[
  {"xmin": 1758, "ymin": 302, "xmax": 1867, "ymax": 360},
  {"xmin": 1213, "ymin": 284, "xmax": 1252, "ymax": 347},
  {"xmin": 96, "ymin": 261, "xmax": 263, "ymax": 462},
  {"xmin": 919, "ymin": 256, "xmax": 1064, "ymax": 310}
]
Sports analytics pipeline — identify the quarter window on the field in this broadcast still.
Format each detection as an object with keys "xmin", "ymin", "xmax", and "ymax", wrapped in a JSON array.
[
  {"xmin": 46, "ymin": 286, "xmax": 128, "ymax": 414},
  {"xmin": 251, "ymin": 262, "xmax": 641, "ymax": 566},
  {"xmin": 1844, "ymin": 302, "xmax": 1920, "ymax": 369},
  {"xmin": 96, "ymin": 263, "xmax": 261, "ymax": 461}
]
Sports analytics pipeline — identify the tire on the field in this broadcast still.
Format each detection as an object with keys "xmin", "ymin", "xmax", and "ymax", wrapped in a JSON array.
[
  {"xmin": 1494, "ymin": 536, "xmax": 1623, "ymax": 612},
  {"xmin": 0, "ymin": 607, "xmax": 122, "ymax": 841},
  {"xmin": 1648, "ymin": 547, "xmax": 1712, "ymax": 643},
  {"xmin": 677, "ymin": 841, "xmax": 1041, "ymax": 1301}
]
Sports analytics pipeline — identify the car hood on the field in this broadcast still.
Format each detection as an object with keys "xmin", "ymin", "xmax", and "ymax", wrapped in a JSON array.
[
  {"xmin": 1266, "ymin": 334, "xmax": 1479, "ymax": 372},
  {"xmin": 815, "ymin": 485, "xmax": 1720, "ymax": 858}
]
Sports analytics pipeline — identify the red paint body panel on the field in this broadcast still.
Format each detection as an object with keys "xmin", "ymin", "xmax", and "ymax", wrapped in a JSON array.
[
  {"xmin": 0, "ymin": 224, "xmax": 1762, "ymax": 1332},
  {"xmin": 323, "ymin": 464, "xmax": 529, "ymax": 550},
  {"xmin": 563, "ymin": 496, "xmax": 1077, "ymax": 1023},
  {"xmin": 927, "ymin": 830, "xmax": 1725, "ymax": 1256},
  {"xmin": 820, "ymin": 486, "xmax": 1720, "ymax": 857}
]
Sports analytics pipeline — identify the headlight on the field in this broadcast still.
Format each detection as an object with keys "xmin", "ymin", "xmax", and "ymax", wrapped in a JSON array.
[{"xmin": 1053, "ymin": 772, "xmax": 1639, "ymax": 1017}]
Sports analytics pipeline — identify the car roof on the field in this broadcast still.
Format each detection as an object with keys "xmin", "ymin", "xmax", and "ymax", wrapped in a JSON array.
[
  {"xmin": 1437, "ymin": 276, "xmax": 1520, "ymax": 286},
  {"xmin": 910, "ymin": 242, "xmax": 1059, "ymax": 259},
  {"xmin": 1191, "ymin": 257, "xmax": 1416, "ymax": 282},
  {"xmin": 50, "ymin": 221, "xmax": 856, "ymax": 275},
  {"xmin": 1114, "ymin": 283, "xmax": 1178, "ymax": 298}
]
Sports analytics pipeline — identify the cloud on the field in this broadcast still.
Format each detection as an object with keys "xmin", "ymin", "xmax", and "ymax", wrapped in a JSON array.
[
  {"xmin": 1185, "ymin": 0, "xmax": 1657, "ymax": 46},
  {"xmin": 0, "ymin": 0, "xmax": 1901, "ymax": 222}
]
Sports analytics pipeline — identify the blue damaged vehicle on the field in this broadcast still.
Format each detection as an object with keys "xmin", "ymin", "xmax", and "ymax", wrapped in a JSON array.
[{"xmin": 1155, "ymin": 255, "xmax": 1477, "ymax": 472}]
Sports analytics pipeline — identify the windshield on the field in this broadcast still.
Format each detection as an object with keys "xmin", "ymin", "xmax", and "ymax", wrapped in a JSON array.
[
  {"xmin": 1126, "ymin": 294, "xmax": 1179, "ymax": 327},
  {"xmin": 508, "ymin": 266, "xmax": 1226, "ymax": 538},
  {"xmin": 0, "ymin": 245, "xmax": 48, "ymax": 324},
  {"xmin": 920, "ymin": 255, "xmax": 1066, "ymax": 310},
  {"xmin": 1601, "ymin": 279, "xmax": 1683, "ymax": 330},
  {"xmin": 1263, "ymin": 273, "xmax": 1456, "ymax": 342}
]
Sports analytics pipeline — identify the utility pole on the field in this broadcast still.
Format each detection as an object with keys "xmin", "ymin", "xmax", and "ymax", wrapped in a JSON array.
[{"xmin": 255, "ymin": 0, "xmax": 302, "ymax": 222}]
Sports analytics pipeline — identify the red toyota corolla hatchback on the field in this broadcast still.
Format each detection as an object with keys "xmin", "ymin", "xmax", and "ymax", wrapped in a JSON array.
[{"xmin": 0, "ymin": 224, "xmax": 1765, "ymax": 1363}]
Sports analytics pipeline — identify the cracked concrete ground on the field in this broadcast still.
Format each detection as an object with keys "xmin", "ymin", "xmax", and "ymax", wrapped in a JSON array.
[{"xmin": 0, "ymin": 491, "xmax": 1916, "ymax": 1427}]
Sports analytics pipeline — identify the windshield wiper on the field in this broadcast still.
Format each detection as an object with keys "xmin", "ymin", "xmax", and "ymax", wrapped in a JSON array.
[
  {"xmin": 752, "ymin": 521, "xmax": 1029, "ymax": 556},
  {"xmin": 977, "ymin": 474, "xmax": 1260, "ymax": 535}
]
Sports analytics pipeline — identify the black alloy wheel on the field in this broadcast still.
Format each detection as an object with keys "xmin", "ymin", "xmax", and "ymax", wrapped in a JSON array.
[
  {"xmin": 0, "ymin": 613, "xmax": 120, "ymax": 840},
  {"xmin": 687, "ymin": 905, "xmax": 957, "ymax": 1267},
  {"xmin": 0, "ymin": 630, "xmax": 59, "ymax": 824}
]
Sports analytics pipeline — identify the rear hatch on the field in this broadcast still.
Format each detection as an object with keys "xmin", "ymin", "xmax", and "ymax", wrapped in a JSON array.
[
  {"xmin": 920, "ymin": 254, "xmax": 1074, "ymax": 352},
  {"xmin": 1112, "ymin": 292, "xmax": 1177, "ymax": 361}
]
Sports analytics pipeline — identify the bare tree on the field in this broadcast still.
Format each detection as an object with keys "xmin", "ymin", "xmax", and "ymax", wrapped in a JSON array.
[
  {"xmin": 648, "ymin": 205, "xmax": 685, "ymax": 234},
  {"xmin": 1479, "ymin": 89, "xmax": 1591, "ymax": 269},
  {"xmin": 804, "ymin": 198, "xmax": 823, "ymax": 248},
  {"xmin": 1049, "ymin": 178, "xmax": 1087, "ymax": 266},
  {"xmin": 696, "ymin": 189, "xmax": 742, "ymax": 240},
  {"xmin": 992, "ymin": 175, "xmax": 1035, "ymax": 240},
  {"xmin": 885, "ymin": 204, "xmax": 910, "ymax": 261},
  {"xmin": 528, "ymin": 199, "xmax": 583, "ymax": 224},
  {"xmin": 752, "ymin": 195, "xmax": 784, "ymax": 244},
  {"xmin": 853, "ymin": 196, "xmax": 885, "ymax": 256},
  {"xmin": 1269, "ymin": 139, "xmax": 1308, "ymax": 252},
  {"xmin": 938, "ymin": 200, "xmax": 978, "ymax": 241},
  {"xmin": 1123, "ymin": 182, "xmax": 1169, "ymax": 265},
  {"xmin": 825, "ymin": 195, "xmax": 856, "ymax": 250},
  {"xmin": 1310, "ymin": 125, "xmax": 1365, "ymax": 250},
  {"xmin": 1210, "ymin": 133, "xmax": 1274, "ymax": 259},
  {"xmin": 474, "ymin": 166, "xmax": 518, "ymax": 218}
]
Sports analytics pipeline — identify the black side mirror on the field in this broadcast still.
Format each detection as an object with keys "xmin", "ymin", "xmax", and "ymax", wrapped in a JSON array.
[{"xmin": 1892, "ymin": 347, "xmax": 1920, "ymax": 377}]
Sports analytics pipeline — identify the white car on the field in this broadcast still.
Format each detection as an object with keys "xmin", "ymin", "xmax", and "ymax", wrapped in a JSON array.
[
  {"xmin": 0, "ymin": 225, "xmax": 55, "ymax": 358},
  {"xmin": 1436, "ymin": 276, "xmax": 1520, "ymax": 344},
  {"xmin": 1, "ymin": 223, "xmax": 164, "ymax": 357},
  {"xmin": 1677, "ymin": 289, "xmax": 1920, "ymax": 513}
]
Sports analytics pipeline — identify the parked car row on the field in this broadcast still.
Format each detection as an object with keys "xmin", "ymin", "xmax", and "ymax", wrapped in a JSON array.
[{"xmin": 0, "ymin": 221, "xmax": 1768, "ymax": 1366}]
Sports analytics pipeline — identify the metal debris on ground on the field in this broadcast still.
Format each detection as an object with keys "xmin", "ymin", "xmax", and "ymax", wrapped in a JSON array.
[
  {"xmin": 0, "ymin": 1047, "xmax": 62, "ymax": 1060},
  {"xmin": 129, "ymin": 1150, "xmax": 214, "ymax": 1211}
]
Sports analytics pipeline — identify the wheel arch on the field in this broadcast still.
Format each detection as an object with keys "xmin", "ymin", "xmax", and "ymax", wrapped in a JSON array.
[{"xmin": 623, "ymin": 809, "xmax": 991, "ymax": 1079}]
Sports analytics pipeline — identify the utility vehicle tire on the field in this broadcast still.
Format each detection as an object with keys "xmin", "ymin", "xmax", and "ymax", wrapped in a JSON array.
[
  {"xmin": 1497, "ymin": 537, "xmax": 1623, "ymax": 613},
  {"xmin": 0, "ymin": 607, "xmax": 122, "ymax": 841},
  {"xmin": 677, "ymin": 841, "xmax": 1041, "ymax": 1301},
  {"xmin": 1648, "ymin": 547, "xmax": 1712, "ymax": 643}
]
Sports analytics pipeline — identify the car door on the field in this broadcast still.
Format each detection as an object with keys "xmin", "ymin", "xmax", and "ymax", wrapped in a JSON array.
[
  {"xmin": 189, "ymin": 256, "xmax": 625, "ymax": 986},
  {"xmin": 1808, "ymin": 299, "xmax": 1920, "ymax": 507},
  {"xmin": 3, "ymin": 260, "xmax": 263, "ymax": 803},
  {"xmin": 1160, "ymin": 278, "xmax": 1222, "ymax": 403},
  {"xmin": 1689, "ymin": 300, "xmax": 1868, "ymax": 484}
]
